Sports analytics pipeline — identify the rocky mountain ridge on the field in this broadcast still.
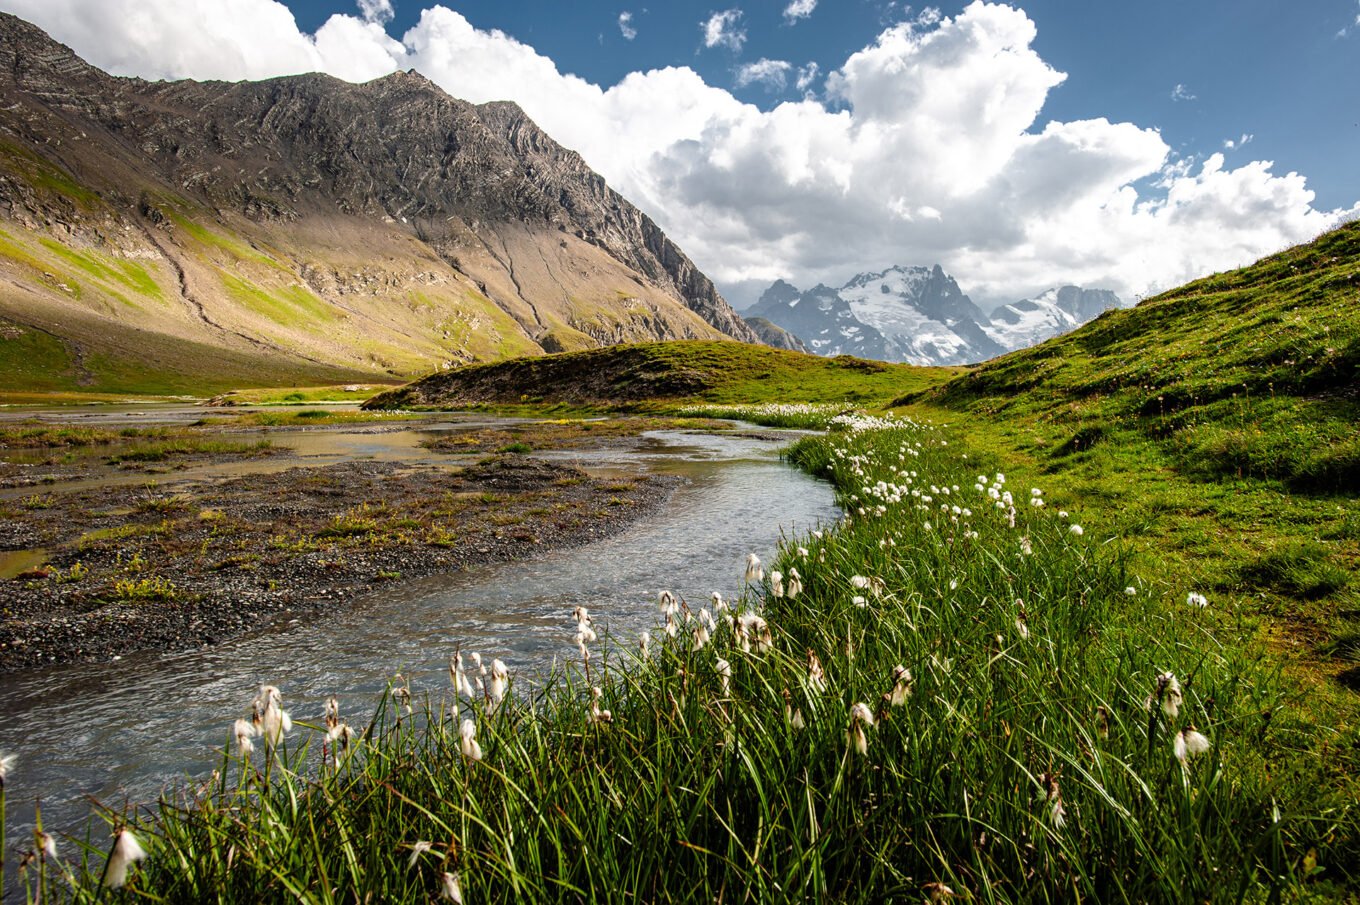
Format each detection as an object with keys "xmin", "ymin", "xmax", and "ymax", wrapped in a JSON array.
[
  {"xmin": 0, "ymin": 12, "xmax": 755, "ymax": 393},
  {"xmin": 748, "ymin": 267, "xmax": 1120, "ymax": 366}
]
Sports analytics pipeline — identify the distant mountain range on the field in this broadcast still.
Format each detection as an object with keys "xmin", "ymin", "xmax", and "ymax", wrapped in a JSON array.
[
  {"xmin": 0, "ymin": 12, "xmax": 757, "ymax": 394},
  {"xmin": 746, "ymin": 266, "xmax": 1121, "ymax": 366}
]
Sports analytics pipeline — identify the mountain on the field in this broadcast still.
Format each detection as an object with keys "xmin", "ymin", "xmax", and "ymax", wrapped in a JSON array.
[
  {"xmin": 742, "ymin": 316, "xmax": 807, "ymax": 352},
  {"xmin": 984, "ymin": 286, "xmax": 1121, "ymax": 351},
  {"xmin": 0, "ymin": 13, "xmax": 756, "ymax": 394},
  {"xmin": 751, "ymin": 267, "xmax": 1120, "ymax": 367},
  {"xmin": 746, "ymin": 280, "xmax": 890, "ymax": 359}
]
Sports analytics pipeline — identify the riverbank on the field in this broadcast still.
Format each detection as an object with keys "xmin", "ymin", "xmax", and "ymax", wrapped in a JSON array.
[
  {"xmin": 23, "ymin": 411, "xmax": 1353, "ymax": 902},
  {"xmin": 0, "ymin": 414, "xmax": 699, "ymax": 671}
]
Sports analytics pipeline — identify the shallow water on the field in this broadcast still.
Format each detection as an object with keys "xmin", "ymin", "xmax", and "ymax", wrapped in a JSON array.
[{"xmin": 0, "ymin": 420, "xmax": 838, "ymax": 867}]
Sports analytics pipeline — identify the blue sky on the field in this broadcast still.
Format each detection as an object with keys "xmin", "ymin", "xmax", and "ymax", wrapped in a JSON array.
[{"xmin": 5, "ymin": 0, "xmax": 1357, "ymax": 304}]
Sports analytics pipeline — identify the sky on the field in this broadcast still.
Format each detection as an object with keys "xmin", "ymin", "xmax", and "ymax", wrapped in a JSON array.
[{"xmin": 3, "ymin": 0, "xmax": 1357, "ymax": 308}]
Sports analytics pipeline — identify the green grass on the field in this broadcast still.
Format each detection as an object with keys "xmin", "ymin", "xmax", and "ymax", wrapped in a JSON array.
[
  {"xmin": 23, "ymin": 414, "xmax": 1356, "ymax": 901},
  {"xmin": 105, "ymin": 438, "xmax": 274, "ymax": 463},
  {"xmin": 894, "ymin": 220, "xmax": 1360, "ymax": 685}
]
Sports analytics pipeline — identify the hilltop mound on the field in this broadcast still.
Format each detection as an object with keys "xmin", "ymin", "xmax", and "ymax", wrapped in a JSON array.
[
  {"xmin": 912, "ymin": 220, "xmax": 1360, "ymax": 491},
  {"xmin": 364, "ymin": 340, "xmax": 958, "ymax": 408}
]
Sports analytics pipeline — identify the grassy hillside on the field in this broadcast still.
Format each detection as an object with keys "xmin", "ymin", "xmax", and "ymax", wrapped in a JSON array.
[
  {"xmin": 893, "ymin": 220, "xmax": 1359, "ymax": 690},
  {"xmin": 363, "ymin": 340, "xmax": 962, "ymax": 410}
]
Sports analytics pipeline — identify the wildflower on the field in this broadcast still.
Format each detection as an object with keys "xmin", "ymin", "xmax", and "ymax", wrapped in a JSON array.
[
  {"xmin": 393, "ymin": 674, "xmax": 413, "ymax": 716},
  {"xmin": 573, "ymin": 605, "xmax": 598, "ymax": 643},
  {"xmin": 1094, "ymin": 705, "xmax": 1110, "ymax": 740},
  {"xmin": 715, "ymin": 658, "xmax": 732, "ymax": 696},
  {"xmin": 232, "ymin": 718, "xmax": 257, "ymax": 756},
  {"xmin": 806, "ymin": 649, "xmax": 827, "ymax": 693},
  {"xmin": 326, "ymin": 722, "xmax": 356, "ymax": 745},
  {"xmin": 694, "ymin": 620, "xmax": 711, "ymax": 650},
  {"xmin": 459, "ymin": 719, "xmax": 483, "ymax": 762},
  {"xmin": 252, "ymin": 685, "xmax": 292, "ymax": 750},
  {"xmin": 38, "ymin": 830, "xmax": 58, "ymax": 861},
  {"xmin": 104, "ymin": 828, "xmax": 148, "ymax": 889},
  {"xmin": 848, "ymin": 702, "xmax": 875, "ymax": 755},
  {"xmin": 787, "ymin": 568, "xmax": 803, "ymax": 599},
  {"xmin": 744, "ymin": 553, "xmax": 763, "ymax": 584},
  {"xmin": 737, "ymin": 612, "xmax": 772, "ymax": 653},
  {"xmin": 1186, "ymin": 592, "xmax": 1208, "ymax": 608},
  {"xmin": 639, "ymin": 631, "xmax": 651, "ymax": 660},
  {"xmin": 1147, "ymin": 671, "xmax": 1182, "ymax": 719},
  {"xmin": 889, "ymin": 665, "xmax": 912, "ymax": 706},
  {"xmin": 711, "ymin": 590, "xmax": 728, "ymax": 612},
  {"xmin": 769, "ymin": 570, "xmax": 785, "ymax": 598},
  {"xmin": 1031, "ymin": 487, "xmax": 1043, "ymax": 497},
  {"xmin": 923, "ymin": 882, "xmax": 957, "ymax": 903},
  {"xmin": 1058, "ymin": 510, "xmax": 1069, "ymax": 519},
  {"xmin": 1015, "ymin": 605, "xmax": 1030, "ymax": 640},
  {"xmin": 852, "ymin": 595, "xmax": 867, "ymax": 607},
  {"xmin": 1069, "ymin": 524, "xmax": 1084, "ymax": 536},
  {"xmin": 589, "ymin": 686, "xmax": 613, "ymax": 723},
  {"xmin": 1124, "ymin": 586, "xmax": 1136, "ymax": 596},
  {"xmin": 796, "ymin": 546, "xmax": 809, "ymax": 560},
  {"xmin": 489, "ymin": 659, "xmax": 509, "ymax": 709},
  {"xmin": 1174, "ymin": 726, "xmax": 1212, "ymax": 764},
  {"xmin": 663, "ymin": 609, "xmax": 679, "ymax": 638},
  {"xmin": 407, "ymin": 840, "xmax": 433, "ymax": 869},
  {"xmin": 1039, "ymin": 771, "xmax": 1066, "ymax": 830},
  {"xmin": 324, "ymin": 696, "xmax": 340, "ymax": 729},
  {"xmin": 471, "ymin": 652, "xmax": 485, "ymax": 677},
  {"xmin": 0, "ymin": 751, "xmax": 15, "ymax": 788},
  {"xmin": 658, "ymin": 590, "xmax": 677, "ymax": 615},
  {"xmin": 441, "ymin": 870, "xmax": 465, "ymax": 903},
  {"xmin": 450, "ymin": 654, "xmax": 475, "ymax": 699}
]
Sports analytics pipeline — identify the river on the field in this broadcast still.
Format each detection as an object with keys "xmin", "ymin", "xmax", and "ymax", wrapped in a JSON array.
[{"xmin": 0, "ymin": 410, "xmax": 838, "ymax": 877}]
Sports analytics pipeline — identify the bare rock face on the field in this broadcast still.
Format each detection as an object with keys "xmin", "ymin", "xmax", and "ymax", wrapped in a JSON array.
[{"xmin": 0, "ymin": 13, "xmax": 756, "ymax": 392}]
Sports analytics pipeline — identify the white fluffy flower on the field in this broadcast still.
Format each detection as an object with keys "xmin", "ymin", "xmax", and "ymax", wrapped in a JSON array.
[
  {"xmin": 103, "ymin": 828, "xmax": 148, "ymax": 889},
  {"xmin": 1174, "ymin": 727, "xmax": 1212, "ymax": 764},
  {"xmin": 459, "ymin": 719, "xmax": 483, "ymax": 762}
]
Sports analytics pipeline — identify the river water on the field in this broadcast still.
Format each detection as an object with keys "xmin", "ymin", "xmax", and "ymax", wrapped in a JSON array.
[{"xmin": 0, "ymin": 412, "xmax": 839, "ymax": 868}]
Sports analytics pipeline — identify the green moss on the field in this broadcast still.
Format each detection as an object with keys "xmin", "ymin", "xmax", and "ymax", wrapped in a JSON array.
[{"xmin": 220, "ymin": 273, "xmax": 336, "ymax": 327}]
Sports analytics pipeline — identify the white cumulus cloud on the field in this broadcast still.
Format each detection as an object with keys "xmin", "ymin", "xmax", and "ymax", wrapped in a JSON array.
[
  {"xmin": 784, "ymin": 0, "xmax": 817, "ymax": 23},
  {"xmin": 3, "ymin": 0, "xmax": 1355, "ymax": 308},
  {"xmin": 702, "ymin": 9, "xmax": 746, "ymax": 51},
  {"xmin": 356, "ymin": 0, "xmax": 393, "ymax": 25},
  {"xmin": 618, "ymin": 10, "xmax": 636, "ymax": 41},
  {"xmin": 735, "ymin": 58, "xmax": 792, "ymax": 90}
]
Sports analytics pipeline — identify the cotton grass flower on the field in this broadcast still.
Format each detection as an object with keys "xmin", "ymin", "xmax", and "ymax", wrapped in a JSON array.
[
  {"xmin": 38, "ymin": 829, "xmax": 58, "ymax": 861},
  {"xmin": 441, "ymin": 870, "xmax": 464, "ymax": 903},
  {"xmin": 252, "ymin": 685, "xmax": 292, "ymax": 751},
  {"xmin": 1039, "ymin": 771, "xmax": 1066, "ymax": 830},
  {"xmin": 1094, "ymin": 705, "xmax": 1110, "ymax": 740},
  {"xmin": 639, "ymin": 630, "xmax": 651, "ymax": 661},
  {"xmin": 459, "ymin": 719, "xmax": 483, "ymax": 762},
  {"xmin": 232, "ymin": 718, "xmax": 256, "ymax": 756},
  {"xmin": 924, "ymin": 881, "xmax": 957, "ymax": 902},
  {"xmin": 450, "ymin": 654, "xmax": 475, "ymax": 699},
  {"xmin": 0, "ymin": 751, "xmax": 15, "ymax": 788},
  {"xmin": 786, "ymin": 568, "xmax": 803, "ymax": 599},
  {"xmin": 769, "ymin": 570, "xmax": 784, "ymax": 598},
  {"xmin": 889, "ymin": 665, "xmax": 912, "ymax": 706},
  {"xmin": 715, "ymin": 658, "xmax": 732, "ymax": 696},
  {"xmin": 744, "ymin": 553, "xmax": 763, "ymax": 583},
  {"xmin": 589, "ymin": 686, "xmax": 613, "ymax": 724},
  {"xmin": 1147, "ymin": 671, "xmax": 1183, "ymax": 719},
  {"xmin": 1069, "ymin": 524, "xmax": 1084, "ymax": 536},
  {"xmin": 489, "ymin": 659, "xmax": 509, "ymax": 710},
  {"xmin": 1174, "ymin": 726, "xmax": 1212, "ymax": 764},
  {"xmin": 1186, "ymin": 592, "xmax": 1208, "ymax": 607},
  {"xmin": 103, "ymin": 828, "xmax": 148, "ymax": 889},
  {"xmin": 407, "ymin": 840, "xmax": 433, "ymax": 869},
  {"xmin": 848, "ymin": 702, "xmax": 875, "ymax": 755},
  {"xmin": 806, "ymin": 649, "xmax": 827, "ymax": 694}
]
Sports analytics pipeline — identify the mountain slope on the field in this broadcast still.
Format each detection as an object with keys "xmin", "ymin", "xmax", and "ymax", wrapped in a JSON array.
[
  {"xmin": 0, "ymin": 13, "xmax": 754, "ymax": 393},
  {"xmin": 914, "ymin": 220, "xmax": 1360, "ymax": 492}
]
